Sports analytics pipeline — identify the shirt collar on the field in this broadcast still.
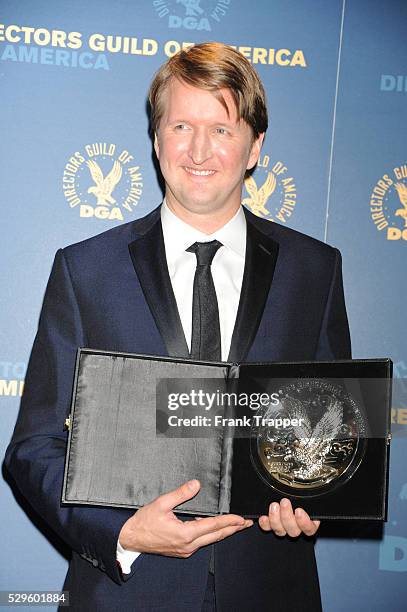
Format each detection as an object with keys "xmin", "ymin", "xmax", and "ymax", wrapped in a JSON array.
[{"xmin": 161, "ymin": 200, "xmax": 246, "ymax": 267}]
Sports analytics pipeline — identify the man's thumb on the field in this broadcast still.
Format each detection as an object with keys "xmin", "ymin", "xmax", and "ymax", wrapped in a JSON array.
[{"xmin": 158, "ymin": 479, "xmax": 200, "ymax": 511}]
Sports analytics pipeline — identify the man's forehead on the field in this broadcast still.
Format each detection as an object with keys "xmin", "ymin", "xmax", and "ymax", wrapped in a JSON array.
[{"xmin": 161, "ymin": 78, "xmax": 239, "ymax": 122}]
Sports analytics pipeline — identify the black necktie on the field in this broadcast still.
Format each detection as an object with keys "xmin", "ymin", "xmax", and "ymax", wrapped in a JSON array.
[
  {"xmin": 187, "ymin": 240, "xmax": 222, "ymax": 576},
  {"xmin": 187, "ymin": 240, "xmax": 223, "ymax": 362}
]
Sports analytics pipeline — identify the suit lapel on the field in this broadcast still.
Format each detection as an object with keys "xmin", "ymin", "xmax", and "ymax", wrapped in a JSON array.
[
  {"xmin": 228, "ymin": 209, "xmax": 279, "ymax": 363},
  {"xmin": 128, "ymin": 211, "xmax": 190, "ymax": 358},
  {"xmin": 128, "ymin": 205, "xmax": 278, "ymax": 363}
]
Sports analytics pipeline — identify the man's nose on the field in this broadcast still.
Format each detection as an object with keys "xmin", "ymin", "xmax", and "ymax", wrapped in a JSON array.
[{"xmin": 188, "ymin": 129, "xmax": 211, "ymax": 165}]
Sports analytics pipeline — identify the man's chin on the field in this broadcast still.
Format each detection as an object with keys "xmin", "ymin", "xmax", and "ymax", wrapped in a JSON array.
[{"xmin": 168, "ymin": 198, "xmax": 221, "ymax": 218}]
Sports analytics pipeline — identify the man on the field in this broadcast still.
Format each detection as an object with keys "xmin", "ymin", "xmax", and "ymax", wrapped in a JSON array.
[{"xmin": 5, "ymin": 43, "xmax": 351, "ymax": 611}]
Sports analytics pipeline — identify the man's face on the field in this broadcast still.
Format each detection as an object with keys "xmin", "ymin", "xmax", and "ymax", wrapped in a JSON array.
[{"xmin": 154, "ymin": 78, "xmax": 263, "ymax": 225}]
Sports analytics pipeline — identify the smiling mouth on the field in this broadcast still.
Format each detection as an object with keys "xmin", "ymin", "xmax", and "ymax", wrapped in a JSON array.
[{"xmin": 184, "ymin": 167, "xmax": 216, "ymax": 176}]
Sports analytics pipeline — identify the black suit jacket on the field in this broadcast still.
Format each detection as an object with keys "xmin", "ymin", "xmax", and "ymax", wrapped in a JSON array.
[{"xmin": 5, "ymin": 205, "xmax": 351, "ymax": 611}]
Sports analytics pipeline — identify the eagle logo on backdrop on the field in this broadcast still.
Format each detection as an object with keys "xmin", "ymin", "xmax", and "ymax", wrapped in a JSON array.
[
  {"xmin": 243, "ymin": 152, "xmax": 298, "ymax": 224},
  {"xmin": 152, "ymin": 0, "xmax": 231, "ymax": 31},
  {"xmin": 243, "ymin": 172, "xmax": 277, "ymax": 217},
  {"xmin": 86, "ymin": 160, "xmax": 123, "ymax": 206},
  {"xmin": 62, "ymin": 143, "xmax": 143, "ymax": 221},
  {"xmin": 369, "ymin": 163, "xmax": 407, "ymax": 241},
  {"xmin": 178, "ymin": 0, "xmax": 204, "ymax": 16}
]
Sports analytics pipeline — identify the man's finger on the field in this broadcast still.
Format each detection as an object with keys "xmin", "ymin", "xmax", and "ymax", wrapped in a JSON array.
[
  {"xmin": 266, "ymin": 502, "xmax": 286, "ymax": 536},
  {"xmin": 258, "ymin": 515, "xmax": 271, "ymax": 531},
  {"xmin": 156, "ymin": 479, "xmax": 201, "ymax": 512},
  {"xmin": 294, "ymin": 508, "xmax": 320, "ymax": 536},
  {"xmin": 192, "ymin": 520, "xmax": 253, "ymax": 550},
  {"xmin": 184, "ymin": 513, "xmax": 247, "ymax": 539},
  {"xmin": 279, "ymin": 498, "xmax": 301, "ymax": 537}
]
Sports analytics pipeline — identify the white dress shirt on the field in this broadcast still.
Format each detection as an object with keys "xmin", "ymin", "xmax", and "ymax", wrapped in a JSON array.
[{"xmin": 117, "ymin": 201, "xmax": 246, "ymax": 573}]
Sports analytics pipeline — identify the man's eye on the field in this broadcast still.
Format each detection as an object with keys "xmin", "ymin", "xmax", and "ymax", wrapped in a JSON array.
[
  {"xmin": 216, "ymin": 127, "xmax": 227, "ymax": 135},
  {"xmin": 174, "ymin": 124, "xmax": 188, "ymax": 130}
]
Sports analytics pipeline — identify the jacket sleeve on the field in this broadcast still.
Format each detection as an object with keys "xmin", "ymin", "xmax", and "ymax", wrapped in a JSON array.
[
  {"xmin": 4, "ymin": 249, "xmax": 135, "ymax": 585},
  {"xmin": 315, "ymin": 248, "xmax": 352, "ymax": 360}
]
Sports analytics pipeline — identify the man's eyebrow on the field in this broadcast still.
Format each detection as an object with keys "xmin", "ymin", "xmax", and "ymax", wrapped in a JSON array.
[{"xmin": 166, "ymin": 118, "xmax": 238, "ymax": 127}]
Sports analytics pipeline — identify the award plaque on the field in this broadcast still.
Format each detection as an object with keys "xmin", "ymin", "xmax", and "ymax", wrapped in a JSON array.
[
  {"xmin": 251, "ymin": 378, "xmax": 368, "ymax": 498},
  {"xmin": 62, "ymin": 350, "xmax": 392, "ymax": 520}
]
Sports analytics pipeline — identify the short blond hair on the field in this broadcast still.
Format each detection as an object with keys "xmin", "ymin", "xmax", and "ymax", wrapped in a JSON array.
[{"xmin": 149, "ymin": 42, "xmax": 268, "ymax": 138}]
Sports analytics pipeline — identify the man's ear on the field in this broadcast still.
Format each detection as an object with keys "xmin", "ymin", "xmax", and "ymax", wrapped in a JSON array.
[
  {"xmin": 247, "ymin": 133, "xmax": 265, "ymax": 170},
  {"xmin": 154, "ymin": 132, "xmax": 160, "ymax": 159}
]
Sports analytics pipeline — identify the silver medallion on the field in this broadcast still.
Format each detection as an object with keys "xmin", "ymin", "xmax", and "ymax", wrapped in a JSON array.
[{"xmin": 250, "ymin": 379, "xmax": 367, "ymax": 497}]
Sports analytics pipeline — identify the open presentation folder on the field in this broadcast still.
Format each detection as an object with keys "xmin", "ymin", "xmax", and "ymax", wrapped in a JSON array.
[{"xmin": 62, "ymin": 349, "xmax": 392, "ymax": 520}]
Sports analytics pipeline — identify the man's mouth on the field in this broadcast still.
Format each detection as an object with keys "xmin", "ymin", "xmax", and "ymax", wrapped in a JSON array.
[{"xmin": 184, "ymin": 167, "xmax": 216, "ymax": 176}]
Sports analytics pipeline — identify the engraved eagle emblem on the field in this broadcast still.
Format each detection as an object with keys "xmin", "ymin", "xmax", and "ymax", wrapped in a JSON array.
[
  {"xmin": 86, "ymin": 160, "xmax": 122, "ymax": 206},
  {"xmin": 395, "ymin": 182, "xmax": 407, "ymax": 227},
  {"xmin": 281, "ymin": 396, "xmax": 343, "ymax": 480},
  {"xmin": 243, "ymin": 172, "xmax": 277, "ymax": 217}
]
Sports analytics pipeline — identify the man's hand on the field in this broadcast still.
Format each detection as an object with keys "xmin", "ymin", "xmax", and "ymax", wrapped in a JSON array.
[
  {"xmin": 258, "ymin": 498, "xmax": 320, "ymax": 537},
  {"xmin": 119, "ymin": 479, "xmax": 253, "ymax": 558}
]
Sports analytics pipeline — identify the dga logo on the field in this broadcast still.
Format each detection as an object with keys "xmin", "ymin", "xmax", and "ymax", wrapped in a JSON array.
[
  {"xmin": 380, "ymin": 74, "xmax": 407, "ymax": 94},
  {"xmin": 369, "ymin": 164, "xmax": 407, "ymax": 241},
  {"xmin": 243, "ymin": 153, "xmax": 297, "ymax": 223},
  {"xmin": 62, "ymin": 143, "xmax": 143, "ymax": 221},
  {"xmin": 153, "ymin": 0, "xmax": 231, "ymax": 31}
]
